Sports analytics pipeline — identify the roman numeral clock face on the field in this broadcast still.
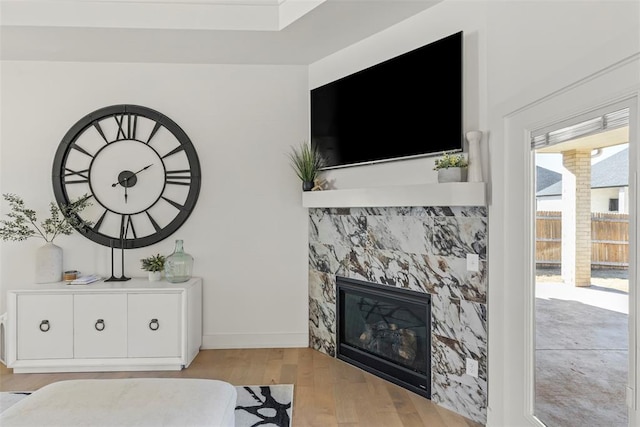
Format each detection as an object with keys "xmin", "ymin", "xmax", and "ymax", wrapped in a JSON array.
[{"xmin": 52, "ymin": 105, "xmax": 201, "ymax": 249}]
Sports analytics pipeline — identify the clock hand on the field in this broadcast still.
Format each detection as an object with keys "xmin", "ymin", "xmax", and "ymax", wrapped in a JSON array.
[
  {"xmin": 111, "ymin": 164, "xmax": 153, "ymax": 187},
  {"xmin": 124, "ymin": 178, "xmax": 128, "ymax": 204}
]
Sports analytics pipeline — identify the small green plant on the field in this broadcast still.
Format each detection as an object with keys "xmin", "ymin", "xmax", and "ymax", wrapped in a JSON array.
[
  {"xmin": 140, "ymin": 254, "xmax": 166, "ymax": 272},
  {"xmin": 433, "ymin": 151, "xmax": 468, "ymax": 171},
  {"xmin": 0, "ymin": 193, "xmax": 92, "ymax": 242},
  {"xmin": 288, "ymin": 141, "xmax": 326, "ymax": 182}
]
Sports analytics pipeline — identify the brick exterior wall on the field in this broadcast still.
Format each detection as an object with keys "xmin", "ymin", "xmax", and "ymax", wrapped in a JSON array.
[{"xmin": 562, "ymin": 149, "xmax": 592, "ymax": 286}]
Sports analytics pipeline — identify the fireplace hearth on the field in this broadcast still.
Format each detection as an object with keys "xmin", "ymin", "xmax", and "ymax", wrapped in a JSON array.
[{"xmin": 336, "ymin": 276, "xmax": 431, "ymax": 398}]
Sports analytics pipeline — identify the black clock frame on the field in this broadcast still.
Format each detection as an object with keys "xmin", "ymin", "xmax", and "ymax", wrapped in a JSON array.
[{"xmin": 52, "ymin": 104, "xmax": 201, "ymax": 249}]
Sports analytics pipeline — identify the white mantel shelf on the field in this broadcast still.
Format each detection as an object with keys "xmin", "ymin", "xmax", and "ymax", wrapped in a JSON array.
[{"xmin": 302, "ymin": 182, "xmax": 486, "ymax": 208}]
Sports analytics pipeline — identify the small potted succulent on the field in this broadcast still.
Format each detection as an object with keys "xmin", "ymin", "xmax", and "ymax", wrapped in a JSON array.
[
  {"xmin": 140, "ymin": 254, "xmax": 166, "ymax": 281},
  {"xmin": 433, "ymin": 151, "xmax": 468, "ymax": 183}
]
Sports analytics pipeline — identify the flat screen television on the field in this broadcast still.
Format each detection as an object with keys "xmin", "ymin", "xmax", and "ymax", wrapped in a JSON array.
[{"xmin": 311, "ymin": 31, "xmax": 463, "ymax": 170}]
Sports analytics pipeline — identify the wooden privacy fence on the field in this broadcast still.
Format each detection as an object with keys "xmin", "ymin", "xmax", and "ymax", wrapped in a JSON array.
[{"xmin": 536, "ymin": 211, "xmax": 629, "ymax": 268}]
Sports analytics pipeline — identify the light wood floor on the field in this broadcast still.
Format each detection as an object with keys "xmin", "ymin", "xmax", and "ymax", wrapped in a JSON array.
[{"xmin": 0, "ymin": 348, "xmax": 483, "ymax": 427}]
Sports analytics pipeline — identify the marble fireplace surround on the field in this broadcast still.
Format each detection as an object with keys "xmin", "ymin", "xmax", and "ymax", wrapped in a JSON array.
[{"xmin": 306, "ymin": 183, "xmax": 487, "ymax": 424}]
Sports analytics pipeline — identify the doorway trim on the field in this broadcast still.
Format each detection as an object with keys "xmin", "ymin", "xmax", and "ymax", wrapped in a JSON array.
[
  {"xmin": 529, "ymin": 99, "xmax": 634, "ymax": 426},
  {"xmin": 491, "ymin": 52, "xmax": 639, "ymax": 426}
]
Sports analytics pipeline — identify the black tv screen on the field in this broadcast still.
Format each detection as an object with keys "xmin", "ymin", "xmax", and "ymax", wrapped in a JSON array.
[{"xmin": 311, "ymin": 31, "xmax": 463, "ymax": 169}]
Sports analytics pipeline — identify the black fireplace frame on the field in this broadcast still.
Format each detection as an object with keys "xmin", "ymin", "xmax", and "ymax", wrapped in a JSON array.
[{"xmin": 336, "ymin": 276, "xmax": 431, "ymax": 399}]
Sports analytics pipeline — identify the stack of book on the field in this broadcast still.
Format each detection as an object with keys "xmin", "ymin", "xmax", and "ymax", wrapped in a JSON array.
[{"xmin": 68, "ymin": 274, "xmax": 102, "ymax": 285}]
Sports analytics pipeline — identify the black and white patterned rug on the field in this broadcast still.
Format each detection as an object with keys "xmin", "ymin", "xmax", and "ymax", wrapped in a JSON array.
[
  {"xmin": 1, "ymin": 384, "xmax": 293, "ymax": 427},
  {"xmin": 235, "ymin": 385, "xmax": 293, "ymax": 427}
]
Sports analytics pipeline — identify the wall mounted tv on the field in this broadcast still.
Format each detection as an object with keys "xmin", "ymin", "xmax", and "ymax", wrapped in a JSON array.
[{"xmin": 311, "ymin": 31, "xmax": 463, "ymax": 170}]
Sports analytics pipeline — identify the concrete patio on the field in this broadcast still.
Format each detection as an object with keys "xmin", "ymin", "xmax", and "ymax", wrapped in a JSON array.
[{"xmin": 535, "ymin": 268, "xmax": 628, "ymax": 427}]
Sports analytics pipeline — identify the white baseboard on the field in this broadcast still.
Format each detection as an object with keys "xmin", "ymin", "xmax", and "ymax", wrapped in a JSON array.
[{"xmin": 201, "ymin": 332, "xmax": 308, "ymax": 349}]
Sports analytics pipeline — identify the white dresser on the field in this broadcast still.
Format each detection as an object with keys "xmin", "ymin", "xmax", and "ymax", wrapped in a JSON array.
[{"xmin": 6, "ymin": 277, "xmax": 202, "ymax": 373}]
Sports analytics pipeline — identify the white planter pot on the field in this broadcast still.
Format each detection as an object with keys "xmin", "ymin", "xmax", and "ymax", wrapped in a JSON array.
[
  {"xmin": 148, "ymin": 271, "xmax": 162, "ymax": 282},
  {"xmin": 437, "ymin": 167, "xmax": 466, "ymax": 183},
  {"xmin": 35, "ymin": 242, "xmax": 63, "ymax": 283}
]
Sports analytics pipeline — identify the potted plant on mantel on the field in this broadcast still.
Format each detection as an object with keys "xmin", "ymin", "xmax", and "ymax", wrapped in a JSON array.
[
  {"xmin": 288, "ymin": 141, "xmax": 326, "ymax": 191},
  {"xmin": 140, "ymin": 254, "xmax": 165, "ymax": 282},
  {"xmin": 433, "ymin": 151, "xmax": 468, "ymax": 183}
]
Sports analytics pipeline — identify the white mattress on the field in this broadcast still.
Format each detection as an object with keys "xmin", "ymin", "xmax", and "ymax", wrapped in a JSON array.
[{"xmin": 0, "ymin": 378, "xmax": 237, "ymax": 427}]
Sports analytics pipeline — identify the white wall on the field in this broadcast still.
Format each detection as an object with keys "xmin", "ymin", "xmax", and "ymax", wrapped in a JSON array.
[
  {"xmin": 536, "ymin": 196, "xmax": 562, "ymax": 213},
  {"xmin": 309, "ymin": 0, "xmax": 639, "ymax": 425},
  {"xmin": 592, "ymin": 187, "xmax": 630, "ymax": 213},
  {"xmin": 537, "ymin": 187, "xmax": 629, "ymax": 213},
  {"xmin": 592, "ymin": 187, "xmax": 624, "ymax": 213},
  {"xmin": 0, "ymin": 61, "xmax": 311, "ymax": 348}
]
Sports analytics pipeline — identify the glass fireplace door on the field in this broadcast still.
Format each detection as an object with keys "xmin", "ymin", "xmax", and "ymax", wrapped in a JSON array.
[{"xmin": 337, "ymin": 277, "xmax": 431, "ymax": 398}]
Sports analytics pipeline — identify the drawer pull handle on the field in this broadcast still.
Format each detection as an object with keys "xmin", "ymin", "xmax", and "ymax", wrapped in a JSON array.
[
  {"xmin": 95, "ymin": 319, "xmax": 105, "ymax": 331},
  {"xmin": 39, "ymin": 320, "xmax": 50, "ymax": 332},
  {"xmin": 149, "ymin": 319, "xmax": 160, "ymax": 331}
]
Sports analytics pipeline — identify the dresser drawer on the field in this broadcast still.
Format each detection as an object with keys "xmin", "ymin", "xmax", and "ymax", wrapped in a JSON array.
[
  {"xmin": 128, "ymin": 293, "xmax": 181, "ymax": 358},
  {"xmin": 17, "ymin": 294, "xmax": 73, "ymax": 360},
  {"xmin": 74, "ymin": 294, "xmax": 127, "ymax": 358}
]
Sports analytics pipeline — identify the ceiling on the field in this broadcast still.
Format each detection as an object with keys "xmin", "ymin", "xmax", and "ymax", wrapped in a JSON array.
[{"xmin": 0, "ymin": 0, "xmax": 442, "ymax": 65}]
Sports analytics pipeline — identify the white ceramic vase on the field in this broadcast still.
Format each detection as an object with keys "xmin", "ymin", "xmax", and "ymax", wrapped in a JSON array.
[
  {"xmin": 35, "ymin": 242, "xmax": 63, "ymax": 283},
  {"xmin": 466, "ymin": 130, "xmax": 483, "ymax": 182},
  {"xmin": 148, "ymin": 271, "xmax": 162, "ymax": 282}
]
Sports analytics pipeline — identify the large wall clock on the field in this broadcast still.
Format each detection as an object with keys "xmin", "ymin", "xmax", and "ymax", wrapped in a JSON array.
[{"xmin": 52, "ymin": 104, "xmax": 201, "ymax": 249}]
